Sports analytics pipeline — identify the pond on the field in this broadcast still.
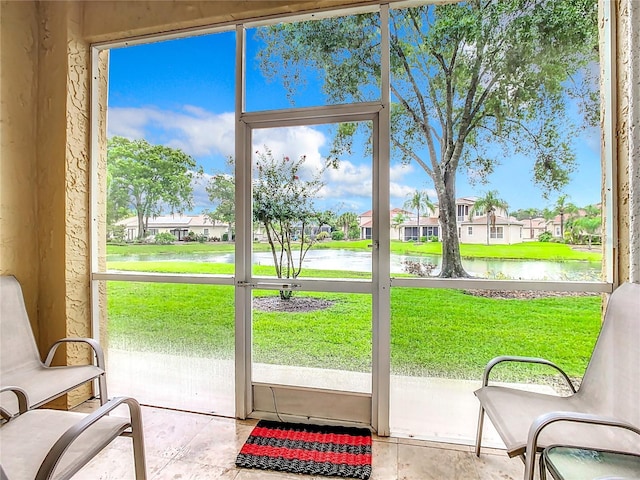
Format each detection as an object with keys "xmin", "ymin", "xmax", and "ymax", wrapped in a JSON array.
[{"xmin": 108, "ymin": 249, "xmax": 602, "ymax": 281}]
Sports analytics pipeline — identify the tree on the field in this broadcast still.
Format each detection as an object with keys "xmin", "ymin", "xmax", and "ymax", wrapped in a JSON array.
[
  {"xmin": 338, "ymin": 212, "xmax": 358, "ymax": 240},
  {"xmin": 521, "ymin": 207, "xmax": 540, "ymax": 239},
  {"xmin": 404, "ymin": 190, "xmax": 435, "ymax": 242},
  {"xmin": 392, "ymin": 212, "xmax": 408, "ymax": 240},
  {"xmin": 553, "ymin": 194, "xmax": 579, "ymax": 240},
  {"xmin": 568, "ymin": 204, "xmax": 601, "ymax": 248},
  {"xmin": 205, "ymin": 173, "xmax": 235, "ymax": 241},
  {"xmin": 253, "ymin": 148, "xmax": 326, "ymax": 300},
  {"xmin": 106, "ymin": 165, "xmax": 131, "ymax": 226},
  {"xmin": 107, "ymin": 136, "xmax": 202, "ymax": 239},
  {"xmin": 470, "ymin": 191, "xmax": 509, "ymax": 246},
  {"xmin": 257, "ymin": 1, "xmax": 598, "ymax": 277},
  {"xmin": 542, "ymin": 207, "xmax": 556, "ymax": 233}
]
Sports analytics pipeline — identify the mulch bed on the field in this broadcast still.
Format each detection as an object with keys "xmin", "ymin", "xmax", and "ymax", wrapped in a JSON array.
[
  {"xmin": 464, "ymin": 290, "xmax": 598, "ymax": 300},
  {"xmin": 253, "ymin": 296, "xmax": 336, "ymax": 313}
]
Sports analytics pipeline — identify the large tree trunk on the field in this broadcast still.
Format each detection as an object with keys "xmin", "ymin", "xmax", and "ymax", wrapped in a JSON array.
[
  {"xmin": 435, "ymin": 171, "xmax": 470, "ymax": 278},
  {"xmin": 137, "ymin": 211, "xmax": 145, "ymax": 239}
]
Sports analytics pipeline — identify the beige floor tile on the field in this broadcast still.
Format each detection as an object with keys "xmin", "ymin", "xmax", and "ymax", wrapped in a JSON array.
[
  {"xmin": 64, "ymin": 402, "xmax": 545, "ymax": 480},
  {"xmin": 473, "ymin": 453, "xmax": 527, "ymax": 480},
  {"xmin": 174, "ymin": 415, "xmax": 256, "ymax": 469},
  {"xmin": 398, "ymin": 437, "xmax": 473, "ymax": 453},
  {"xmin": 371, "ymin": 439, "xmax": 398, "ymax": 480},
  {"xmin": 153, "ymin": 460, "xmax": 238, "ymax": 479},
  {"xmin": 139, "ymin": 407, "xmax": 215, "ymax": 459},
  {"xmin": 398, "ymin": 443, "xmax": 480, "ymax": 480},
  {"xmin": 72, "ymin": 444, "xmax": 169, "ymax": 480}
]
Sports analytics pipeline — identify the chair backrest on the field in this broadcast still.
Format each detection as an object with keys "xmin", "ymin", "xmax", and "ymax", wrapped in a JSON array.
[
  {"xmin": 578, "ymin": 282, "xmax": 640, "ymax": 428},
  {"xmin": 0, "ymin": 275, "xmax": 44, "ymax": 373}
]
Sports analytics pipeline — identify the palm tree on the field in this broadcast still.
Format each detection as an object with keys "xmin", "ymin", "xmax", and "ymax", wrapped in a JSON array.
[
  {"xmin": 523, "ymin": 207, "xmax": 539, "ymax": 239},
  {"xmin": 404, "ymin": 190, "xmax": 435, "ymax": 242},
  {"xmin": 571, "ymin": 204, "xmax": 601, "ymax": 248},
  {"xmin": 338, "ymin": 212, "xmax": 358, "ymax": 240},
  {"xmin": 542, "ymin": 207, "xmax": 555, "ymax": 232},
  {"xmin": 391, "ymin": 212, "xmax": 408, "ymax": 241},
  {"xmin": 470, "ymin": 191, "xmax": 509, "ymax": 245},
  {"xmin": 553, "ymin": 194, "xmax": 579, "ymax": 240}
]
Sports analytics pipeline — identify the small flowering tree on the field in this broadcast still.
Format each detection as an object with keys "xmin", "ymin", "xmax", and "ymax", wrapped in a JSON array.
[{"xmin": 253, "ymin": 148, "xmax": 327, "ymax": 300}]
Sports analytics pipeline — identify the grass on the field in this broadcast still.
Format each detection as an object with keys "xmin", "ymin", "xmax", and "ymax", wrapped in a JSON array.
[
  {"xmin": 106, "ymin": 261, "xmax": 602, "ymax": 383},
  {"xmin": 107, "ymin": 240, "xmax": 602, "ymax": 262}
]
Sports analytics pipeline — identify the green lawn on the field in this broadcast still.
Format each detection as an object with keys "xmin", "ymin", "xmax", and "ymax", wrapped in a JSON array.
[
  {"xmin": 106, "ymin": 261, "xmax": 601, "ymax": 384},
  {"xmin": 107, "ymin": 240, "xmax": 602, "ymax": 262}
]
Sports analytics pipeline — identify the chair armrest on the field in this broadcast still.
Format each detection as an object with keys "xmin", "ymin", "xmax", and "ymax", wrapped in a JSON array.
[
  {"xmin": 44, "ymin": 338, "xmax": 106, "ymax": 370},
  {"xmin": 35, "ymin": 396, "xmax": 143, "ymax": 480},
  {"xmin": 523, "ymin": 411, "xmax": 640, "ymax": 480},
  {"xmin": 0, "ymin": 386, "xmax": 30, "ymax": 419},
  {"xmin": 481, "ymin": 356, "xmax": 576, "ymax": 393}
]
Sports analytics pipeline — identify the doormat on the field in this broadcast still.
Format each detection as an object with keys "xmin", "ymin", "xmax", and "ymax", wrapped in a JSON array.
[{"xmin": 235, "ymin": 420, "xmax": 372, "ymax": 479}]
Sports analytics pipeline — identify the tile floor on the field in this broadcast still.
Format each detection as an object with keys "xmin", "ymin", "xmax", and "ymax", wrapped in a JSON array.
[{"xmin": 72, "ymin": 401, "xmax": 538, "ymax": 480}]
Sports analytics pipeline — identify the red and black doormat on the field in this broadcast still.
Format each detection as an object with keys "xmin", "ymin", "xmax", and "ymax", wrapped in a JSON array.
[{"xmin": 236, "ymin": 420, "xmax": 372, "ymax": 479}]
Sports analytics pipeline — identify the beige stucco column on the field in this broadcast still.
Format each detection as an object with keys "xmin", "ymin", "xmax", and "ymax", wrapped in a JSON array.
[
  {"xmin": 621, "ymin": 0, "xmax": 640, "ymax": 283},
  {"xmin": 36, "ymin": 0, "xmax": 93, "ymax": 408}
]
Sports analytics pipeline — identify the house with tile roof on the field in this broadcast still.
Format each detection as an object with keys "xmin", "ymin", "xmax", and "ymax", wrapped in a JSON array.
[
  {"xmin": 359, "ymin": 197, "xmax": 525, "ymax": 244},
  {"xmin": 116, "ymin": 214, "xmax": 229, "ymax": 241}
]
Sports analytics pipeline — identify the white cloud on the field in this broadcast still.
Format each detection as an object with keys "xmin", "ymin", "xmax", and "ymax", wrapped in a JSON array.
[
  {"xmin": 107, "ymin": 104, "xmax": 439, "ymax": 213},
  {"xmin": 108, "ymin": 106, "xmax": 236, "ymax": 158},
  {"xmin": 390, "ymin": 162, "xmax": 415, "ymax": 181},
  {"xmin": 252, "ymin": 126, "xmax": 327, "ymax": 177}
]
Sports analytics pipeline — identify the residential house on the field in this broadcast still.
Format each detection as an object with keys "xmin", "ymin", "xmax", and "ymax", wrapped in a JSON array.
[
  {"xmin": 360, "ymin": 208, "xmax": 416, "ymax": 240},
  {"xmin": 362, "ymin": 197, "xmax": 521, "ymax": 244},
  {"xmin": 117, "ymin": 214, "xmax": 228, "ymax": 241},
  {"xmin": 459, "ymin": 214, "xmax": 524, "ymax": 245},
  {"xmin": 521, "ymin": 217, "xmax": 549, "ymax": 240}
]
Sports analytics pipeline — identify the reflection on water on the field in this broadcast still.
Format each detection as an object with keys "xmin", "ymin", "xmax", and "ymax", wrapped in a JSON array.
[{"xmin": 108, "ymin": 249, "xmax": 601, "ymax": 281}]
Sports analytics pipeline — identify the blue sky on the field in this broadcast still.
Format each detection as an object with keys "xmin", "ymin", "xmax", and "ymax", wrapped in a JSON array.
[{"xmin": 107, "ymin": 29, "xmax": 602, "ymax": 216}]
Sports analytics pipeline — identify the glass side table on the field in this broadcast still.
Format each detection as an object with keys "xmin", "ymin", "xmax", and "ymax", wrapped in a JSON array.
[{"xmin": 542, "ymin": 446, "xmax": 640, "ymax": 480}]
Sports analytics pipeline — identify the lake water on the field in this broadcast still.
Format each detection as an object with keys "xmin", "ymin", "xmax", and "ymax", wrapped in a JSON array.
[{"xmin": 108, "ymin": 249, "xmax": 601, "ymax": 281}]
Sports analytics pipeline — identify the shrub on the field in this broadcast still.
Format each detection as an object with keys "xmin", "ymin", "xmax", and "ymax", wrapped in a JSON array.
[
  {"xmin": 316, "ymin": 231, "xmax": 330, "ymax": 241},
  {"xmin": 222, "ymin": 233, "xmax": 229, "ymax": 241},
  {"xmin": 107, "ymin": 224, "xmax": 126, "ymax": 244},
  {"xmin": 429, "ymin": 235, "xmax": 439, "ymax": 242},
  {"xmin": 155, "ymin": 232, "xmax": 176, "ymax": 245},
  {"xmin": 402, "ymin": 260, "xmax": 437, "ymax": 277},
  {"xmin": 538, "ymin": 231, "xmax": 552, "ymax": 242},
  {"xmin": 348, "ymin": 225, "xmax": 360, "ymax": 240},
  {"xmin": 331, "ymin": 230, "xmax": 345, "ymax": 241}
]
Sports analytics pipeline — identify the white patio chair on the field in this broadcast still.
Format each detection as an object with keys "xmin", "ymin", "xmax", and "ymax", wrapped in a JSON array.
[
  {"xmin": 0, "ymin": 387, "xmax": 146, "ymax": 480},
  {"xmin": 474, "ymin": 282, "xmax": 640, "ymax": 480},
  {"xmin": 0, "ymin": 275, "xmax": 107, "ymax": 418}
]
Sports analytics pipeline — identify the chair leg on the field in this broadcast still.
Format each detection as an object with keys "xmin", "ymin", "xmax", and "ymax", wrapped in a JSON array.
[
  {"xmin": 475, "ymin": 404, "xmax": 485, "ymax": 457},
  {"xmin": 98, "ymin": 374, "xmax": 108, "ymax": 406},
  {"xmin": 538, "ymin": 452, "xmax": 547, "ymax": 480},
  {"xmin": 127, "ymin": 399, "xmax": 147, "ymax": 480}
]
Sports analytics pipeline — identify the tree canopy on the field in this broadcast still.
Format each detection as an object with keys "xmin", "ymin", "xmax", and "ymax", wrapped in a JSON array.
[
  {"xmin": 205, "ymin": 173, "xmax": 235, "ymax": 239},
  {"xmin": 257, "ymin": 0, "xmax": 598, "ymax": 277},
  {"xmin": 107, "ymin": 136, "xmax": 202, "ymax": 239}
]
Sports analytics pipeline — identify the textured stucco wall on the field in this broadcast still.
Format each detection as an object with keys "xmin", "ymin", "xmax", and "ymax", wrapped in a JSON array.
[
  {"xmin": 35, "ymin": 1, "xmax": 93, "ymax": 407},
  {"xmin": 625, "ymin": 0, "xmax": 640, "ymax": 283},
  {"xmin": 0, "ymin": 1, "xmax": 40, "ymax": 336},
  {"xmin": 616, "ymin": 0, "xmax": 640, "ymax": 283}
]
